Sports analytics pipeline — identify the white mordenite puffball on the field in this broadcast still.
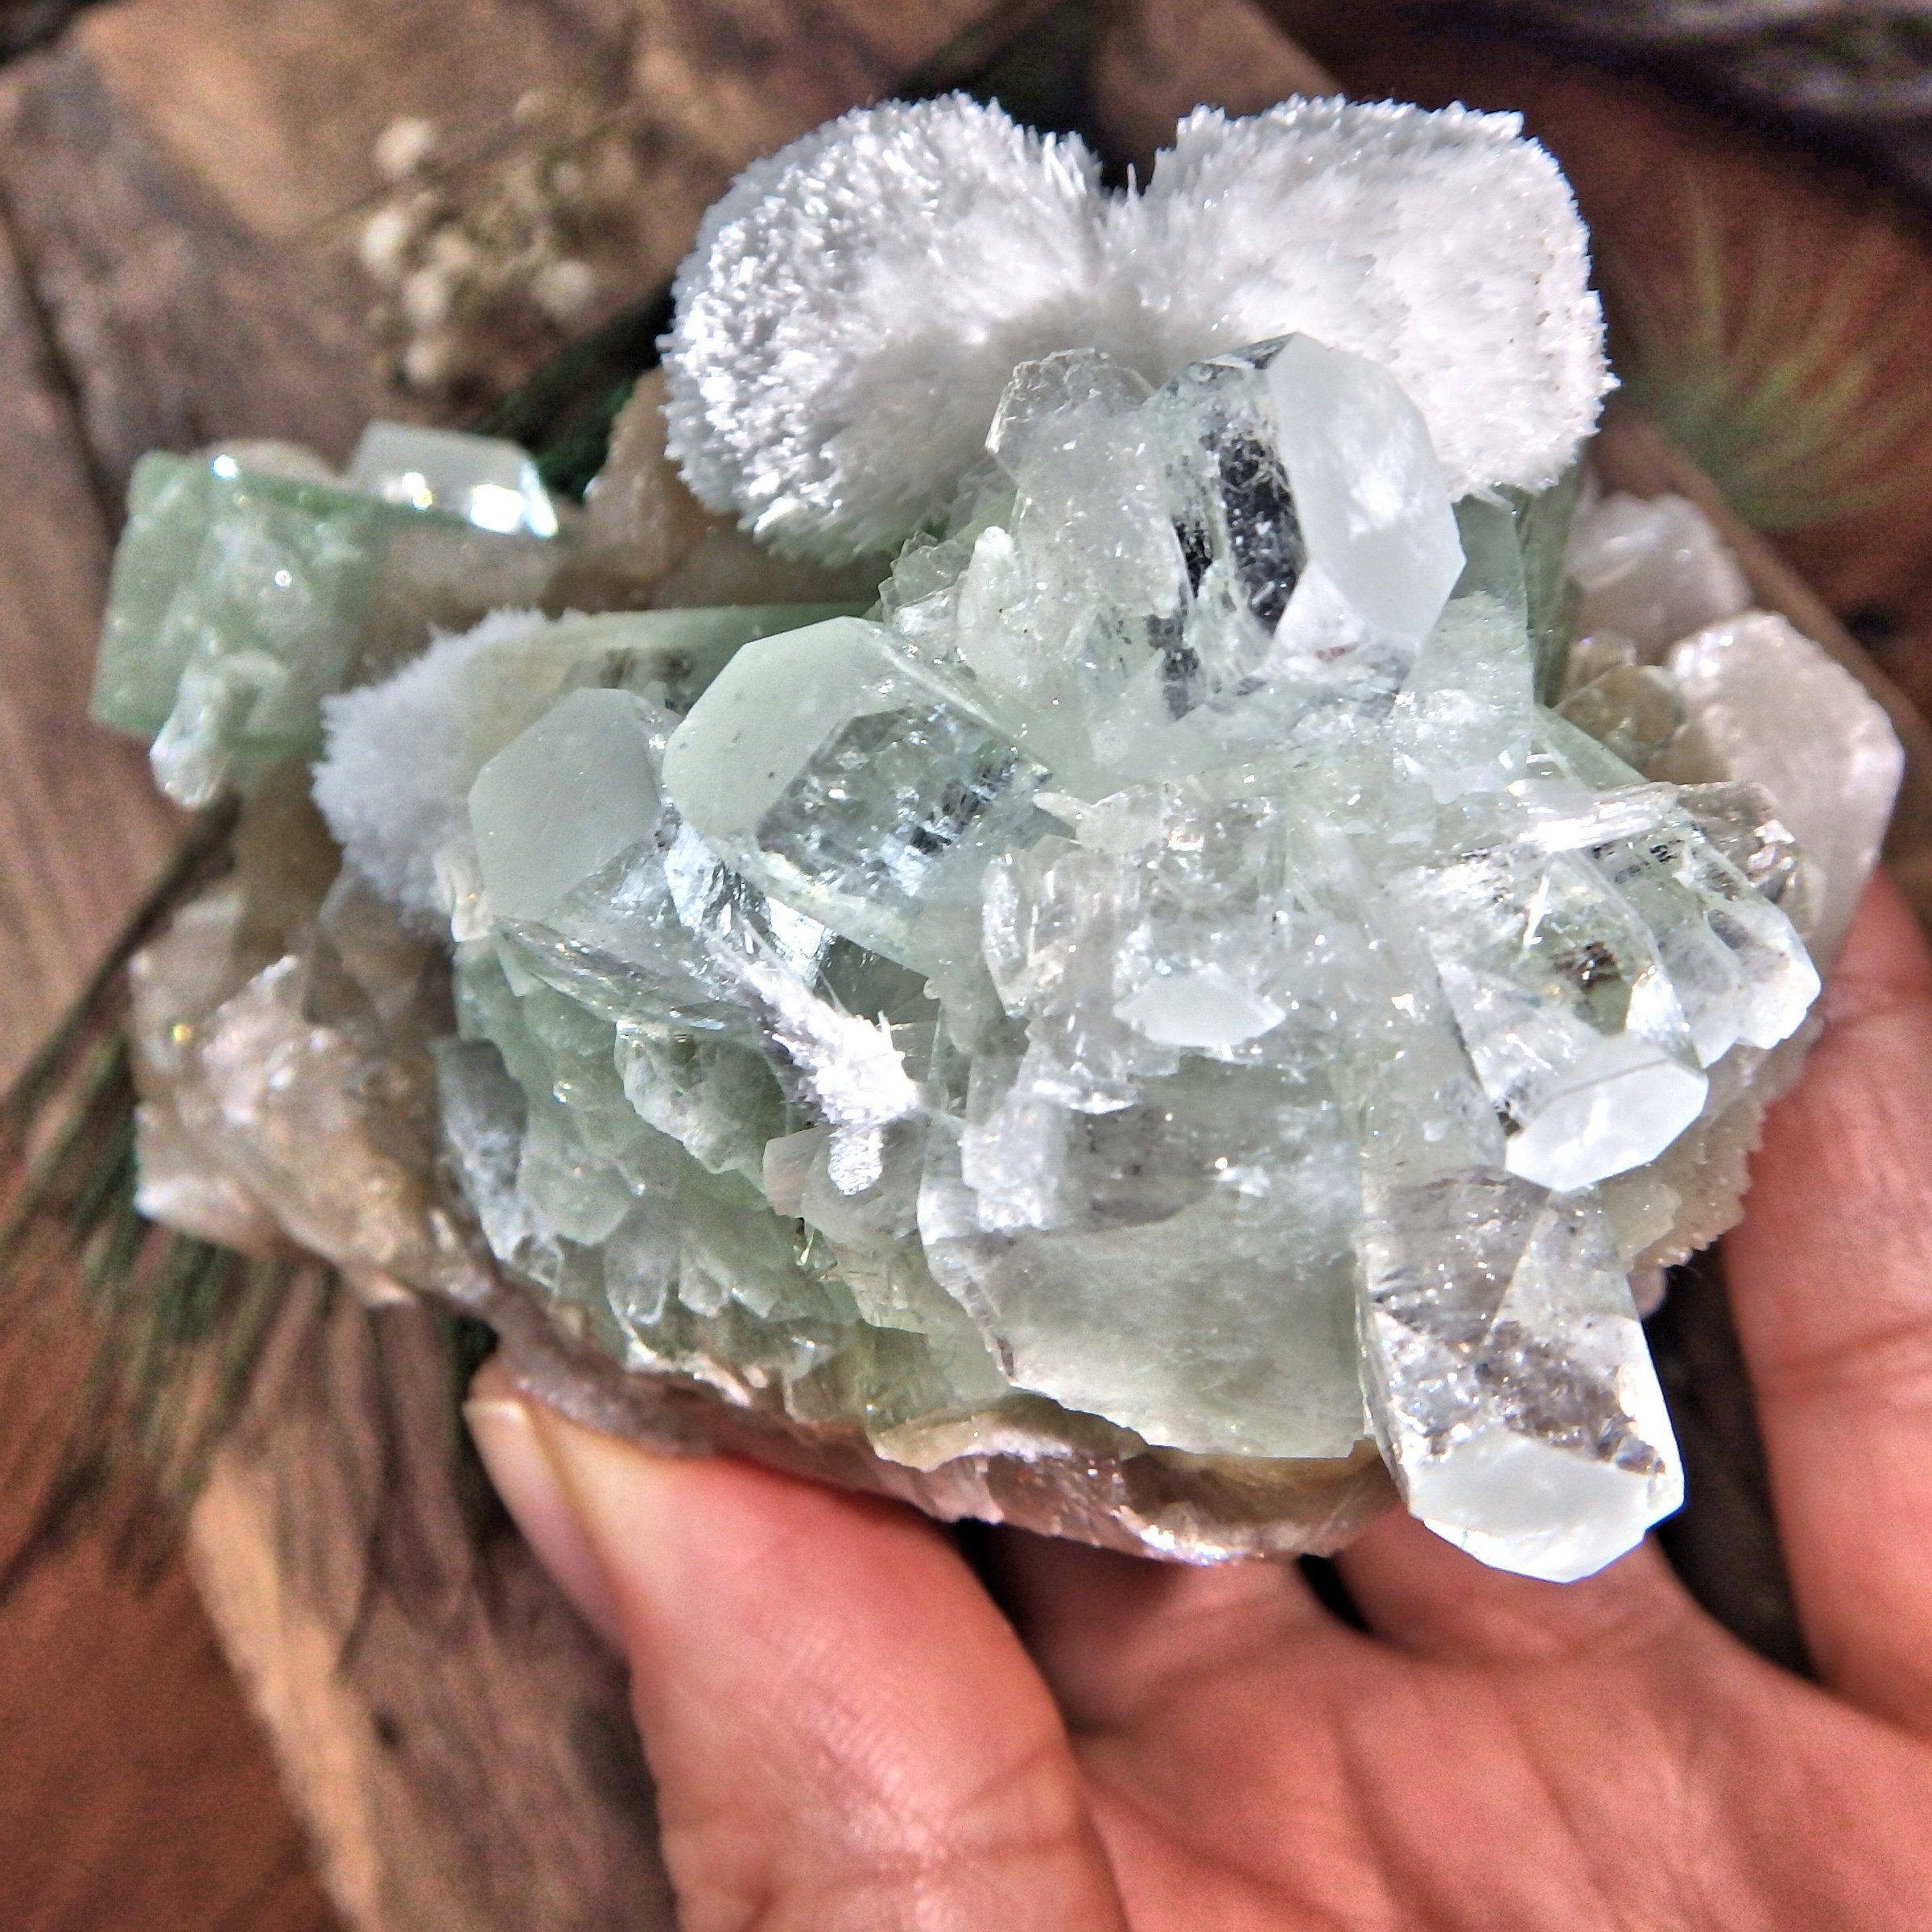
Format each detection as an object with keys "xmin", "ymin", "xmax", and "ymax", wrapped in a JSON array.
[
  {"xmin": 664, "ymin": 97, "xmax": 1110, "ymax": 558},
  {"xmin": 662, "ymin": 93, "xmax": 1612, "ymax": 560},
  {"xmin": 1127, "ymin": 101, "xmax": 1608, "ymax": 507},
  {"xmin": 313, "ymin": 609, "xmax": 565, "ymax": 924}
]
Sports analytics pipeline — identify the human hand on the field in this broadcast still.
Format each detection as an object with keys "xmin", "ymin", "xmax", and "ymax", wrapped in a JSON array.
[{"xmin": 466, "ymin": 873, "xmax": 1932, "ymax": 1931}]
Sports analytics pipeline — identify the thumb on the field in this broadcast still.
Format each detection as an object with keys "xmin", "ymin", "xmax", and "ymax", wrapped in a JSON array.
[{"xmin": 465, "ymin": 1360, "xmax": 1128, "ymax": 1932}]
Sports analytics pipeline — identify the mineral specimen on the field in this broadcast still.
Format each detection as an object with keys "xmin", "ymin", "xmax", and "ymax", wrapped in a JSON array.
[
  {"xmin": 93, "ymin": 427, "xmax": 569, "ymax": 809},
  {"xmin": 312, "ymin": 328, "xmax": 1833, "ymax": 1581},
  {"xmin": 98, "ymin": 94, "xmax": 1905, "ymax": 1583},
  {"xmin": 665, "ymin": 94, "xmax": 1609, "ymax": 559},
  {"xmin": 1657, "ymin": 613, "xmax": 1904, "ymax": 964}
]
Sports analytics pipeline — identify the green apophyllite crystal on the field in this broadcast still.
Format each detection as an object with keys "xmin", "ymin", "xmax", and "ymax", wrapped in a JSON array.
[
  {"xmin": 470, "ymin": 687, "xmax": 666, "ymax": 924},
  {"xmin": 94, "ymin": 456, "xmax": 388, "ymax": 743},
  {"xmin": 436, "ymin": 943, "xmax": 1014, "ymax": 1442},
  {"xmin": 105, "ymin": 331, "xmax": 1861, "ymax": 1580},
  {"xmin": 345, "ymin": 421, "xmax": 560, "ymax": 536},
  {"xmin": 92, "ymin": 444, "xmax": 561, "ymax": 807},
  {"xmin": 660, "ymin": 616, "xmax": 1055, "ymax": 971},
  {"xmin": 102, "ymin": 84, "xmax": 1918, "ymax": 1580}
]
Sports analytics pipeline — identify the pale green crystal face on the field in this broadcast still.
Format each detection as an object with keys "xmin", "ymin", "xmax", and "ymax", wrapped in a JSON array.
[
  {"xmin": 93, "ymin": 444, "xmax": 562, "ymax": 807},
  {"xmin": 662, "ymin": 617, "xmax": 1055, "ymax": 970},
  {"xmin": 420, "ymin": 336, "xmax": 1823, "ymax": 1579},
  {"xmin": 436, "ymin": 947, "xmax": 1013, "ymax": 1446},
  {"xmin": 347, "ymin": 422, "xmax": 560, "ymax": 538},
  {"xmin": 471, "ymin": 687, "xmax": 666, "ymax": 923},
  {"xmin": 96, "ymin": 456, "xmax": 389, "ymax": 752}
]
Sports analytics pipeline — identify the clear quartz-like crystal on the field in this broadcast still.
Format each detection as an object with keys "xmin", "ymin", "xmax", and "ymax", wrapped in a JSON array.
[
  {"xmin": 436, "ymin": 343, "xmax": 1828, "ymax": 1579},
  {"xmin": 346, "ymin": 421, "xmax": 561, "ymax": 537},
  {"xmin": 1358, "ymin": 1170, "xmax": 1682, "ymax": 1583},
  {"xmin": 1263, "ymin": 335, "xmax": 1465, "ymax": 653},
  {"xmin": 657, "ymin": 340, "xmax": 1831, "ymax": 1576},
  {"xmin": 1402, "ymin": 840, "xmax": 1713, "ymax": 1195},
  {"xmin": 470, "ymin": 687, "xmax": 666, "ymax": 923},
  {"xmin": 661, "ymin": 617, "xmax": 1056, "ymax": 970}
]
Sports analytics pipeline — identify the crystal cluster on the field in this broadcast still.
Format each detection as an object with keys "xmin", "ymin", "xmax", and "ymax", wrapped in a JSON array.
[
  {"xmin": 93, "ymin": 425, "xmax": 568, "ymax": 808},
  {"xmin": 666, "ymin": 94, "xmax": 1608, "ymax": 559},
  {"xmin": 94, "ymin": 96, "xmax": 1907, "ymax": 1582},
  {"xmin": 324, "ymin": 338, "xmax": 1835, "ymax": 1583}
]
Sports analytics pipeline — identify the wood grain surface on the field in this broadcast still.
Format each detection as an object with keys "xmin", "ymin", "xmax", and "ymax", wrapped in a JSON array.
[
  {"xmin": 0, "ymin": 1288, "xmax": 336, "ymax": 1932},
  {"xmin": 6, "ymin": 2, "xmax": 1932, "ymax": 1928}
]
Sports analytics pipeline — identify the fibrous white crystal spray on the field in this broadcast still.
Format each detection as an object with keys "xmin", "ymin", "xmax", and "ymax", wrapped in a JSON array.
[{"xmin": 663, "ymin": 93, "xmax": 1612, "ymax": 561}]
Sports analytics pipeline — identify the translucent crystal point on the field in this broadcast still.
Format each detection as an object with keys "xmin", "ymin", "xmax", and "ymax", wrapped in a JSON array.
[
  {"xmin": 662, "ymin": 616, "xmax": 1054, "ymax": 967},
  {"xmin": 1678, "ymin": 781, "xmax": 1807, "ymax": 914},
  {"xmin": 1263, "ymin": 334, "xmax": 1464, "ymax": 652},
  {"xmin": 347, "ymin": 421, "xmax": 561, "ymax": 538},
  {"xmin": 1403, "ymin": 842, "xmax": 1711, "ymax": 1195},
  {"xmin": 1358, "ymin": 1170, "xmax": 1682, "ymax": 1582}
]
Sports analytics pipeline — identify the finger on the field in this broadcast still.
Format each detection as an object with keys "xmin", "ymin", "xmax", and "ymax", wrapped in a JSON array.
[
  {"xmin": 983, "ymin": 1530, "xmax": 1346, "ymax": 1732},
  {"xmin": 1724, "ymin": 870, "xmax": 1932, "ymax": 1731},
  {"xmin": 1333, "ymin": 1505, "xmax": 1700, "ymax": 1664},
  {"xmin": 473, "ymin": 1371, "xmax": 1128, "ymax": 1932},
  {"xmin": 467, "ymin": 1356, "xmax": 624, "ymax": 1645}
]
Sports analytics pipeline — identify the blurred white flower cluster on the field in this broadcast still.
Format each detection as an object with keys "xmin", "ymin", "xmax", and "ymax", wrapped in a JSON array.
[{"xmin": 357, "ymin": 93, "xmax": 638, "ymax": 396}]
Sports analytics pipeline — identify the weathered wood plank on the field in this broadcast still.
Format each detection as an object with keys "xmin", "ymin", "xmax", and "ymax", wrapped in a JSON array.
[
  {"xmin": 0, "ymin": 1288, "xmax": 336, "ymax": 1932},
  {"xmin": 187, "ymin": 1289, "xmax": 676, "ymax": 1932},
  {"xmin": 0, "ymin": 197, "xmax": 180, "ymax": 1091},
  {"xmin": 0, "ymin": 0, "xmax": 1036, "ymax": 497},
  {"xmin": 0, "ymin": 178, "xmax": 331, "ymax": 1932},
  {"xmin": 0, "ymin": 39, "xmax": 397, "ymax": 488}
]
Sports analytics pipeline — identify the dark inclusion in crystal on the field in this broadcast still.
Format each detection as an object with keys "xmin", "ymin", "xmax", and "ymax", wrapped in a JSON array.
[
  {"xmin": 1151, "ymin": 427, "xmax": 1305, "ymax": 718},
  {"xmin": 1146, "ymin": 609, "xmax": 1203, "ymax": 719},
  {"xmin": 1215, "ymin": 430, "xmax": 1306, "ymax": 630}
]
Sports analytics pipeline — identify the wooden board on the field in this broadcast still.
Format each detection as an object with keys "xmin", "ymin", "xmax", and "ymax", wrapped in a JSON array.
[
  {"xmin": 0, "ymin": 1286, "xmax": 336, "ymax": 1932},
  {"xmin": 0, "ymin": 206, "xmax": 180, "ymax": 1088},
  {"xmin": 0, "ymin": 139, "xmax": 325, "ymax": 1932}
]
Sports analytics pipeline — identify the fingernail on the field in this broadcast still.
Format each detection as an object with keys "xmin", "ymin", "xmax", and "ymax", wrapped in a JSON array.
[
  {"xmin": 522, "ymin": 1402, "xmax": 691, "ymax": 1620},
  {"xmin": 465, "ymin": 1364, "xmax": 625, "ymax": 1648}
]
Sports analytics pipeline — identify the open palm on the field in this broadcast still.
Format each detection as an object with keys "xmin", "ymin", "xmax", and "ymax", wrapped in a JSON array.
[{"xmin": 469, "ymin": 873, "xmax": 1932, "ymax": 1930}]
